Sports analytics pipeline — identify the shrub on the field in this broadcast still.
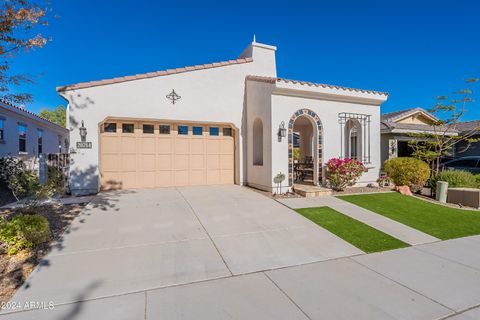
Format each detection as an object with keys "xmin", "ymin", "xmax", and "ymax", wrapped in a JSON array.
[
  {"xmin": 0, "ymin": 215, "xmax": 50, "ymax": 255},
  {"xmin": 475, "ymin": 174, "xmax": 480, "ymax": 188},
  {"xmin": 326, "ymin": 158, "xmax": 366, "ymax": 191},
  {"xmin": 384, "ymin": 157, "xmax": 430, "ymax": 192},
  {"xmin": 429, "ymin": 170, "xmax": 477, "ymax": 192},
  {"xmin": 8, "ymin": 169, "xmax": 40, "ymax": 201},
  {"xmin": 0, "ymin": 156, "xmax": 24, "ymax": 183}
]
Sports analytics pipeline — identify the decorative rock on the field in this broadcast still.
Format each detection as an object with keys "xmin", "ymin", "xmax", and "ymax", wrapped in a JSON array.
[{"xmin": 397, "ymin": 185, "xmax": 412, "ymax": 196}]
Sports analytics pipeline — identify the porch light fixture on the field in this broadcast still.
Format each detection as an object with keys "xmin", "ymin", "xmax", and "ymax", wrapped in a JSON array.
[
  {"xmin": 79, "ymin": 121, "xmax": 87, "ymax": 142},
  {"xmin": 278, "ymin": 121, "xmax": 287, "ymax": 141}
]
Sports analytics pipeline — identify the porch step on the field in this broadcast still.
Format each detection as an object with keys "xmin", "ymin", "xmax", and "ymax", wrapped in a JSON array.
[{"xmin": 293, "ymin": 184, "xmax": 333, "ymax": 198}]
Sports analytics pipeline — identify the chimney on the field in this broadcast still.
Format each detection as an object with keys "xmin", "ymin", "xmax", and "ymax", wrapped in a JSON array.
[{"xmin": 239, "ymin": 36, "xmax": 277, "ymax": 77}]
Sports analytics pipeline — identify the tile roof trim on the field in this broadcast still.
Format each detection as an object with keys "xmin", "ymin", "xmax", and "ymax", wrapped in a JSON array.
[
  {"xmin": 381, "ymin": 107, "xmax": 438, "ymax": 122},
  {"xmin": 57, "ymin": 57, "xmax": 254, "ymax": 92},
  {"xmin": 0, "ymin": 99, "xmax": 67, "ymax": 131},
  {"xmin": 245, "ymin": 75, "xmax": 388, "ymax": 97}
]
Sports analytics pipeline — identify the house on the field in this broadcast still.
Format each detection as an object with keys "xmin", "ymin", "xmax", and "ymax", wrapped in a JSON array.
[
  {"xmin": 380, "ymin": 107, "xmax": 457, "ymax": 166},
  {"xmin": 0, "ymin": 100, "xmax": 69, "ymax": 161},
  {"xmin": 453, "ymin": 121, "xmax": 480, "ymax": 158},
  {"xmin": 58, "ymin": 40, "xmax": 388, "ymax": 196}
]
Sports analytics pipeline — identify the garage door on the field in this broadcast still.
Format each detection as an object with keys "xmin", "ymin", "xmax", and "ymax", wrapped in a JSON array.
[{"xmin": 100, "ymin": 120, "xmax": 234, "ymax": 189}]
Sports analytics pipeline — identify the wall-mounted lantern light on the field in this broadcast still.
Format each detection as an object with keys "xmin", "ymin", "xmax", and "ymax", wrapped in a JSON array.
[
  {"xmin": 79, "ymin": 120, "xmax": 87, "ymax": 142},
  {"xmin": 278, "ymin": 121, "xmax": 287, "ymax": 142}
]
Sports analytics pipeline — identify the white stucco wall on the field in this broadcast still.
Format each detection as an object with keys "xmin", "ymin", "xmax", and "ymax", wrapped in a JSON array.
[
  {"xmin": 62, "ymin": 42, "xmax": 277, "ymax": 195},
  {"xmin": 245, "ymin": 80, "xmax": 274, "ymax": 191},
  {"xmin": 0, "ymin": 103, "xmax": 69, "ymax": 159},
  {"xmin": 270, "ymin": 89, "xmax": 385, "ymax": 191}
]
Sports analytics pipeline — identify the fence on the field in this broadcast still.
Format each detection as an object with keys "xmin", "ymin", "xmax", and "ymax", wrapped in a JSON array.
[{"xmin": 45, "ymin": 153, "xmax": 70, "ymax": 193}]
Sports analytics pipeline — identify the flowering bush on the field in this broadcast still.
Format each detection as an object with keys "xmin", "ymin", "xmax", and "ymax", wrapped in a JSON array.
[{"xmin": 326, "ymin": 158, "xmax": 366, "ymax": 191}]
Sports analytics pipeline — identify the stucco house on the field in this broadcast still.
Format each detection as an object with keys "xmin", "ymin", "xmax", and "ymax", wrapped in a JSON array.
[
  {"xmin": 380, "ymin": 108, "xmax": 458, "ymax": 166},
  {"xmin": 0, "ymin": 100, "xmax": 69, "ymax": 160},
  {"xmin": 58, "ymin": 40, "xmax": 388, "ymax": 196}
]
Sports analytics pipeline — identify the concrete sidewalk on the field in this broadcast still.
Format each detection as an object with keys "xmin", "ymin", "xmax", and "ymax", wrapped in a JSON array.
[
  {"xmin": 277, "ymin": 196, "xmax": 439, "ymax": 245},
  {"xmin": 3, "ymin": 235, "xmax": 480, "ymax": 319}
]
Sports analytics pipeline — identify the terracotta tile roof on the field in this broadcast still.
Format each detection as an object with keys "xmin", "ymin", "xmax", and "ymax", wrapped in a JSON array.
[
  {"xmin": 245, "ymin": 75, "xmax": 388, "ymax": 96},
  {"xmin": 381, "ymin": 107, "xmax": 437, "ymax": 122},
  {"xmin": 57, "ymin": 57, "xmax": 254, "ymax": 92},
  {"xmin": 0, "ymin": 99, "xmax": 67, "ymax": 130}
]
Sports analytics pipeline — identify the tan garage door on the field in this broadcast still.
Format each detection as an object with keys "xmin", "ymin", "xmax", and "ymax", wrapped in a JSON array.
[{"xmin": 100, "ymin": 120, "xmax": 234, "ymax": 190}]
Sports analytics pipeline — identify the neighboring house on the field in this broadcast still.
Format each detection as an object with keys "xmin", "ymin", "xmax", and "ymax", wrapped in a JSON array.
[
  {"xmin": 0, "ymin": 100, "xmax": 69, "ymax": 160},
  {"xmin": 58, "ymin": 40, "xmax": 388, "ymax": 196},
  {"xmin": 380, "ymin": 107, "xmax": 457, "ymax": 166},
  {"xmin": 453, "ymin": 120, "xmax": 480, "ymax": 158}
]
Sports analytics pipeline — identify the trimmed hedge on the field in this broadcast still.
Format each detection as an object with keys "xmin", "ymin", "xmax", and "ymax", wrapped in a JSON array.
[
  {"xmin": 384, "ymin": 157, "xmax": 430, "ymax": 192},
  {"xmin": 429, "ymin": 170, "xmax": 478, "ymax": 192}
]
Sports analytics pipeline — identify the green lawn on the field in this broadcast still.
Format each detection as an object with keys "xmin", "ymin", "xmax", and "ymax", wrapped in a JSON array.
[
  {"xmin": 295, "ymin": 206, "xmax": 409, "ymax": 253},
  {"xmin": 338, "ymin": 192, "xmax": 480, "ymax": 240}
]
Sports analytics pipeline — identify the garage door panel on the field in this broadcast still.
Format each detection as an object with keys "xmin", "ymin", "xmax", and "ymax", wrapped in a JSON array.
[
  {"xmin": 157, "ymin": 138, "xmax": 172, "ymax": 153},
  {"xmin": 206, "ymin": 155, "xmax": 220, "ymax": 169},
  {"xmin": 101, "ymin": 122, "xmax": 234, "ymax": 189},
  {"xmin": 102, "ymin": 154, "xmax": 119, "ymax": 171},
  {"xmin": 174, "ymin": 154, "xmax": 188, "ymax": 170},
  {"xmin": 121, "ymin": 137, "xmax": 137, "ymax": 153},
  {"xmin": 101, "ymin": 136, "xmax": 119, "ymax": 153},
  {"xmin": 175, "ymin": 139, "xmax": 189, "ymax": 153},
  {"xmin": 121, "ymin": 154, "xmax": 137, "ymax": 171},
  {"xmin": 156, "ymin": 171, "xmax": 173, "ymax": 187},
  {"xmin": 189, "ymin": 154, "xmax": 205, "ymax": 169},
  {"xmin": 220, "ymin": 155, "xmax": 234, "ymax": 169},
  {"xmin": 220, "ymin": 139, "xmax": 233, "ymax": 154},
  {"xmin": 138, "ymin": 154, "xmax": 156, "ymax": 171},
  {"xmin": 189, "ymin": 170, "xmax": 206, "ymax": 185},
  {"xmin": 157, "ymin": 154, "xmax": 172, "ymax": 170},
  {"xmin": 174, "ymin": 170, "xmax": 189, "ymax": 186},
  {"xmin": 207, "ymin": 140, "xmax": 220, "ymax": 154}
]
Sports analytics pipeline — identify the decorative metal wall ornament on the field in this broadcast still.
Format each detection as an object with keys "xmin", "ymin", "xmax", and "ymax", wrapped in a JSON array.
[{"xmin": 166, "ymin": 89, "xmax": 181, "ymax": 104}]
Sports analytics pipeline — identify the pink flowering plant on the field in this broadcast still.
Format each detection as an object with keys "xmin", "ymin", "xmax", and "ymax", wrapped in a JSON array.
[{"xmin": 326, "ymin": 158, "xmax": 366, "ymax": 191}]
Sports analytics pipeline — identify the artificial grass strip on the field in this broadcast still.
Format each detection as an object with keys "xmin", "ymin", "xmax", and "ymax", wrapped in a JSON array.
[
  {"xmin": 295, "ymin": 206, "xmax": 409, "ymax": 253},
  {"xmin": 338, "ymin": 192, "xmax": 480, "ymax": 240}
]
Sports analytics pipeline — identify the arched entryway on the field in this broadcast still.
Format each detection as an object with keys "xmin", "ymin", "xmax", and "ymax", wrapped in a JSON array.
[{"xmin": 288, "ymin": 109, "xmax": 323, "ymax": 186}]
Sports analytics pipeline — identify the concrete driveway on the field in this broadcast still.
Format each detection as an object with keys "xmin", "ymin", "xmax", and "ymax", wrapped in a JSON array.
[{"xmin": 3, "ymin": 185, "xmax": 360, "ymax": 315}]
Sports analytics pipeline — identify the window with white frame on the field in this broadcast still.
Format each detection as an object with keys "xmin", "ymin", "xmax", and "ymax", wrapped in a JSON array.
[
  {"xmin": 338, "ymin": 113, "xmax": 371, "ymax": 163},
  {"xmin": 37, "ymin": 129, "xmax": 43, "ymax": 154},
  {"xmin": 18, "ymin": 124, "xmax": 27, "ymax": 153}
]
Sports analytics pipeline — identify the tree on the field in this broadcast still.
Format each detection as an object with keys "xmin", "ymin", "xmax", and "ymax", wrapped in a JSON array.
[
  {"xmin": 408, "ymin": 78, "xmax": 480, "ymax": 172},
  {"xmin": 1, "ymin": 0, "xmax": 49, "ymax": 104},
  {"xmin": 39, "ymin": 105, "xmax": 66, "ymax": 127}
]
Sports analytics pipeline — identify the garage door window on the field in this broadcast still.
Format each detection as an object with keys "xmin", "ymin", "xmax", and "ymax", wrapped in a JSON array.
[
  {"xmin": 104, "ymin": 123, "xmax": 117, "ymax": 133},
  {"xmin": 209, "ymin": 127, "xmax": 219, "ymax": 136},
  {"xmin": 122, "ymin": 124, "xmax": 134, "ymax": 133},
  {"xmin": 178, "ymin": 125, "xmax": 188, "ymax": 135},
  {"xmin": 223, "ymin": 128, "xmax": 232, "ymax": 137},
  {"xmin": 192, "ymin": 126, "xmax": 203, "ymax": 136},
  {"xmin": 159, "ymin": 125, "xmax": 170, "ymax": 134},
  {"xmin": 143, "ymin": 124, "xmax": 154, "ymax": 134}
]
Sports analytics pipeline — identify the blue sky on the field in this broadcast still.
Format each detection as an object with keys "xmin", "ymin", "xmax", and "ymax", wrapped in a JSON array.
[{"xmin": 9, "ymin": 0, "xmax": 480, "ymax": 119}]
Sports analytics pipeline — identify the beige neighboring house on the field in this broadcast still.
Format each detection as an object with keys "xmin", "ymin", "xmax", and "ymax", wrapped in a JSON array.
[
  {"xmin": 380, "ymin": 107, "xmax": 457, "ymax": 166},
  {"xmin": 0, "ymin": 100, "xmax": 69, "ymax": 162}
]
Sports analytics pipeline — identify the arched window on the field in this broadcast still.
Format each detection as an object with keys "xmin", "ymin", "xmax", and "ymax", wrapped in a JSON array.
[
  {"xmin": 253, "ymin": 118, "xmax": 263, "ymax": 166},
  {"xmin": 346, "ymin": 119, "xmax": 362, "ymax": 160}
]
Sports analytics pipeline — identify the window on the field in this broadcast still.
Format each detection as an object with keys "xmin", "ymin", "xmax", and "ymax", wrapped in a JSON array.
[
  {"xmin": 104, "ymin": 123, "xmax": 117, "ymax": 133},
  {"xmin": 143, "ymin": 124, "xmax": 154, "ymax": 134},
  {"xmin": 209, "ymin": 127, "xmax": 219, "ymax": 136},
  {"xmin": 223, "ymin": 128, "xmax": 232, "ymax": 137},
  {"xmin": 345, "ymin": 119, "xmax": 361, "ymax": 161},
  {"xmin": 178, "ymin": 125, "xmax": 188, "ymax": 135},
  {"xmin": 159, "ymin": 125, "xmax": 170, "ymax": 134},
  {"xmin": 122, "ymin": 123, "xmax": 134, "ymax": 133},
  {"xmin": 0, "ymin": 119, "xmax": 4, "ymax": 140},
  {"xmin": 192, "ymin": 126, "xmax": 203, "ymax": 136},
  {"xmin": 37, "ymin": 129, "xmax": 43, "ymax": 154},
  {"xmin": 18, "ymin": 124, "xmax": 26, "ymax": 153},
  {"xmin": 253, "ymin": 119, "xmax": 263, "ymax": 165}
]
